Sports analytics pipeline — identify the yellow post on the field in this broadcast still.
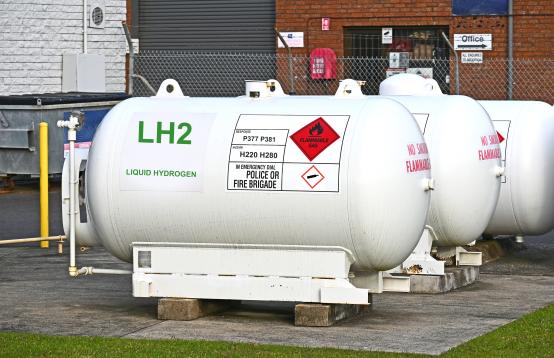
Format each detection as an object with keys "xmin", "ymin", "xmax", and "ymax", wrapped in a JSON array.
[{"xmin": 39, "ymin": 122, "xmax": 49, "ymax": 248}]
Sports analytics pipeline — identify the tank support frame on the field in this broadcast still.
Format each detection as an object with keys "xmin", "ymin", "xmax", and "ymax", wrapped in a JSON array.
[
  {"xmin": 131, "ymin": 242, "xmax": 389, "ymax": 305},
  {"xmin": 387, "ymin": 227, "xmax": 483, "ymax": 290}
]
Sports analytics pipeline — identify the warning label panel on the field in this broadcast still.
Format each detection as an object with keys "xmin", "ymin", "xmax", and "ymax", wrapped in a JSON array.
[{"xmin": 227, "ymin": 114, "xmax": 349, "ymax": 192}]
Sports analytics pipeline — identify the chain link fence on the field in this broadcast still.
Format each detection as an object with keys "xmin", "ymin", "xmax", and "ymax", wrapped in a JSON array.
[{"xmin": 133, "ymin": 51, "xmax": 553, "ymax": 104}]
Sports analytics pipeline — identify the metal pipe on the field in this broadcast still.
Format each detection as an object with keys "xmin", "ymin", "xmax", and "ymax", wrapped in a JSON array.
[
  {"xmin": 274, "ymin": 28, "xmax": 295, "ymax": 95},
  {"xmin": 77, "ymin": 267, "xmax": 132, "ymax": 275},
  {"xmin": 122, "ymin": 21, "xmax": 134, "ymax": 95},
  {"xmin": 57, "ymin": 113, "xmax": 81, "ymax": 276},
  {"xmin": 39, "ymin": 122, "xmax": 49, "ymax": 249},
  {"xmin": 508, "ymin": 0, "xmax": 514, "ymax": 99},
  {"xmin": 83, "ymin": 0, "xmax": 88, "ymax": 54},
  {"xmin": 441, "ymin": 32, "xmax": 460, "ymax": 95},
  {"xmin": 69, "ymin": 130, "xmax": 76, "ymax": 272},
  {"xmin": 57, "ymin": 113, "xmax": 128, "ymax": 277},
  {"xmin": 424, "ymin": 225, "xmax": 439, "ymax": 242},
  {"xmin": 0, "ymin": 235, "xmax": 65, "ymax": 245},
  {"xmin": 132, "ymin": 74, "xmax": 156, "ymax": 95}
]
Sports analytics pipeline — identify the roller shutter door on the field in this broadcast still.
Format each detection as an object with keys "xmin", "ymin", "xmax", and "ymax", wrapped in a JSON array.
[{"xmin": 136, "ymin": 0, "xmax": 276, "ymax": 96}]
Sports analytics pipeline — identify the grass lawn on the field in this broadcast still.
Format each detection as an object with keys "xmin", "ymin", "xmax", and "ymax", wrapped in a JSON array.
[{"xmin": 0, "ymin": 304, "xmax": 552, "ymax": 357}]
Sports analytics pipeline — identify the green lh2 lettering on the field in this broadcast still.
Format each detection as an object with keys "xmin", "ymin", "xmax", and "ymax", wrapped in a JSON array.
[
  {"xmin": 138, "ymin": 121, "xmax": 192, "ymax": 144},
  {"xmin": 138, "ymin": 121, "xmax": 154, "ymax": 143}
]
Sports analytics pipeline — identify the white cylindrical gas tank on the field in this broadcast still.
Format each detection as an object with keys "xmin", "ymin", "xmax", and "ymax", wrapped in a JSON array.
[
  {"xmin": 84, "ymin": 89, "xmax": 432, "ymax": 272},
  {"xmin": 378, "ymin": 92, "xmax": 501, "ymax": 246},
  {"xmin": 379, "ymin": 73, "xmax": 443, "ymax": 96},
  {"xmin": 482, "ymin": 100, "xmax": 554, "ymax": 236}
]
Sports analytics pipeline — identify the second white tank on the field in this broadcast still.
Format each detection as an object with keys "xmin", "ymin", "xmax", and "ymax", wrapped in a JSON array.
[{"xmin": 379, "ymin": 75, "xmax": 502, "ymax": 246}]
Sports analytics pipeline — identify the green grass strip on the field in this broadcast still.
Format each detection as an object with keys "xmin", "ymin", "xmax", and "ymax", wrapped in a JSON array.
[
  {"xmin": 0, "ymin": 304, "xmax": 552, "ymax": 357},
  {"xmin": 0, "ymin": 333, "xmax": 418, "ymax": 358},
  {"xmin": 443, "ymin": 303, "xmax": 554, "ymax": 358}
]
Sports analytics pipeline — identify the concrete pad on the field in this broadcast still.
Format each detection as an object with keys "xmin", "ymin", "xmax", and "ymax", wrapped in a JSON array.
[
  {"xmin": 158, "ymin": 298, "xmax": 231, "ymax": 321},
  {"xmin": 294, "ymin": 303, "xmax": 369, "ymax": 327},
  {"xmin": 410, "ymin": 266, "xmax": 479, "ymax": 293},
  {"xmin": 1, "ymin": 187, "xmax": 554, "ymax": 354},
  {"xmin": 1, "ymin": 245, "xmax": 553, "ymax": 355}
]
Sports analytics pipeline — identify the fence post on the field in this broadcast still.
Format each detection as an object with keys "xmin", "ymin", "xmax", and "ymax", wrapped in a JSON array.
[
  {"xmin": 441, "ymin": 32, "xmax": 459, "ymax": 95},
  {"xmin": 123, "ymin": 21, "xmax": 134, "ymax": 96},
  {"xmin": 507, "ymin": 0, "xmax": 514, "ymax": 99},
  {"xmin": 275, "ymin": 28, "xmax": 296, "ymax": 95}
]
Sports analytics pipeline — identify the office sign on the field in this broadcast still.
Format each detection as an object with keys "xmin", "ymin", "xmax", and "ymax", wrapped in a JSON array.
[{"xmin": 454, "ymin": 34, "xmax": 492, "ymax": 51}]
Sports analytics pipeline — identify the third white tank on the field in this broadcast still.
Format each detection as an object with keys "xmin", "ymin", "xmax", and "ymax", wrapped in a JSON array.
[{"xmin": 482, "ymin": 100, "xmax": 554, "ymax": 236}]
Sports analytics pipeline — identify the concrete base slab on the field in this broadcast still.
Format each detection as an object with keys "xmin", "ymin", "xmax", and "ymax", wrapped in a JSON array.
[
  {"xmin": 294, "ymin": 302, "xmax": 370, "ymax": 327},
  {"xmin": 158, "ymin": 298, "xmax": 232, "ymax": 321},
  {"xmin": 410, "ymin": 266, "xmax": 479, "ymax": 294}
]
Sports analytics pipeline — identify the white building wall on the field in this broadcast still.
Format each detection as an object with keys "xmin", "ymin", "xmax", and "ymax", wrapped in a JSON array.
[{"xmin": 0, "ymin": 0, "xmax": 127, "ymax": 94}]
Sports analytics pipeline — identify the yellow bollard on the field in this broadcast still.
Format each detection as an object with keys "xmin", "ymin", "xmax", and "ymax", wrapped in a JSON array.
[{"xmin": 39, "ymin": 122, "xmax": 49, "ymax": 248}]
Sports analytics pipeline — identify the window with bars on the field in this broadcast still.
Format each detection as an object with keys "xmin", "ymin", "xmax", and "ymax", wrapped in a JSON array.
[
  {"xmin": 344, "ymin": 27, "xmax": 450, "ymax": 59},
  {"xmin": 343, "ymin": 26, "xmax": 452, "ymax": 94}
]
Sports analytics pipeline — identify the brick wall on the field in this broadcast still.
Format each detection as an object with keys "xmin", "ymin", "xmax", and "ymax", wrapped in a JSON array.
[
  {"xmin": 513, "ymin": 0, "xmax": 554, "ymax": 58},
  {"xmin": 276, "ymin": 1, "xmax": 553, "ymax": 100},
  {"xmin": 276, "ymin": 0, "xmax": 553, "ymax": 58},
  {"xmin": 0, "ymin": 0, "xmax": 127, "ymax": 95}
]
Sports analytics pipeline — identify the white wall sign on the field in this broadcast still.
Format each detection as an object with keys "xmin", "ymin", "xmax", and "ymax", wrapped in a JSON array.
[
  {"xmin": 278, "ymin": 32, "xmax": 304, "ymax": 48},
  {"xmin": 454, "ymin": 34, "xmax": 492, "ymax": 50},
  {"xmin": 461, "ymin": 52, "xmax": 484, "ymax": 64},
  {"xmin": 321, "ymin": 17, "xmax": 330, "ymax": 31},
  {"xmin": 382, "ymin": 27, "xmax": 393, "ymax": 44},
  {"xmin": 389, "ymin": 52, "xmax": 409, "ymax": 68}
]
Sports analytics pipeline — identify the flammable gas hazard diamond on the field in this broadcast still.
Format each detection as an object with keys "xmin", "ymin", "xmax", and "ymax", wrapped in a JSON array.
[{"xmin": 290, "ymin": 117, "xmax": 340, "ymax": 161}]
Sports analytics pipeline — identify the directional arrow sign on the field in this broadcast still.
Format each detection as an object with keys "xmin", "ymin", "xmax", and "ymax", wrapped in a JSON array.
[
  {"xmin": 454, "ymin": 34, "xmax": 492, "ymax": 51},
  {"xmin": 458, "ymin": 44, "xmax": 488, "ymax": 49}
]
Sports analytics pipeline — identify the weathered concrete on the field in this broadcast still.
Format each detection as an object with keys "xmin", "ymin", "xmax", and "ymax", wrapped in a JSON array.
[
  {"xmin": 158, "ymin": 298, "xmax": 232, "ymax": 321},
  {"xmin": 410, "ymin": 266, "xmax": 480, "ymax": 293},
  {"xmin": 294, "ymin": 303, "xmax": 369, "ymax": 327},
  {"xmin": 1, "ymin": 186, "xmax": 554, "ymax": 355}
]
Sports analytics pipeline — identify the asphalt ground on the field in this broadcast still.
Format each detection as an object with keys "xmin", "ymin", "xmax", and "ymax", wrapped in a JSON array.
[
  {"xmin": 0, "ymin": 181, "xmax": 63, "ymax": 241},
  {"xmin": 1, "ymin": 184, "xmax": 553, "ymax": 355}
]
